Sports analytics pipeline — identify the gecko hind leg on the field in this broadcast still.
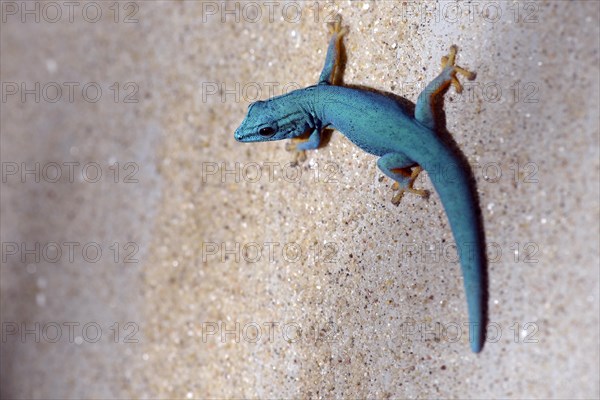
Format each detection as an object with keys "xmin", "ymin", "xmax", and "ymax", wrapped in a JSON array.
[
  {"xmin": 415, "ymin": 45, "xmax": 476, "ymax": 130},
  {"xmin": 377, "ymin": 153, "xmax": 429, "ymax": 206}
]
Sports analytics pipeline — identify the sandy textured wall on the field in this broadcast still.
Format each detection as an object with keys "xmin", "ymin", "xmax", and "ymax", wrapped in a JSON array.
[{"xmin": 1, "ymin": 1, "xmax": 599, "ymax": 398}]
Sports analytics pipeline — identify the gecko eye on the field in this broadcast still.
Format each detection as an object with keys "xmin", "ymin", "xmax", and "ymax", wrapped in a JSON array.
[{"xmin": 258, "ymin": 127, "xmax": 276, "ymax": 137}]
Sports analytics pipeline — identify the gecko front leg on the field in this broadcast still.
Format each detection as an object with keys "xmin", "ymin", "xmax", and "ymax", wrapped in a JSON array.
[
  {"xmin": 318, "ymin": 15, "xmax": 347, "ymax": 85},
  {"xmin": 287, "ymin": 16, "xmax": 346, "ymax": 162}
]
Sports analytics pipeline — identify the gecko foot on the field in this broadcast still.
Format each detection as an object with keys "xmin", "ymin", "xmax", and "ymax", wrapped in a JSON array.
[
  {"xmin": 390, "ymin": 166, "xmax": 429, "ymax": 205},
  {"xmin": 441, "ymin": 45, "xmax": 476, "ymax": 93},
  {"xmin": 285, "ymin": 139, "xmax": 307, "ymax": 165},
  {"xmin": 328, "ymin": 15, "xmax": 348, "ymax": 38}
]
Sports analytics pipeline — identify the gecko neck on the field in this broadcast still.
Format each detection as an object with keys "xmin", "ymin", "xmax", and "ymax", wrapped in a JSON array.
[
  {"xmin": 309, "ymin": 84, "xmax": 359, "ymax": 130},
  {"xmin": 270, "ymin": 86, "xmax": 321, "ymax": 133}
]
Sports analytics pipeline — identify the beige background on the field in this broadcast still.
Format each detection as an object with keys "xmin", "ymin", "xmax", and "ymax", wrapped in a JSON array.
[{"xmin": 1, "ymin": 1, "xmax": 599, "ymax": 398}]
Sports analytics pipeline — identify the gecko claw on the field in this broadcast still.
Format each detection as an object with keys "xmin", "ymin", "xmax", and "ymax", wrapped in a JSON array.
[
  {"xmin": 391, "ymin": 190, "xmax": 405, "ymax": 206},
  {"xmin": 408, "ymin": 188, "xmax": 430, "ymax": 198},
  {"xmin": 285, "ymin": 140, "xmax": 297, "ymax": 152},
  {"xmin": 294, "ymin": 150, "xmax": 307, "ymax": 164}
]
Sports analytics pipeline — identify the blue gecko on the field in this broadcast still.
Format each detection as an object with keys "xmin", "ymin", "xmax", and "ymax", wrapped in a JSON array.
[{"xmin": 234, "ymin": 18, "xmax": 486, "ymax": 353}]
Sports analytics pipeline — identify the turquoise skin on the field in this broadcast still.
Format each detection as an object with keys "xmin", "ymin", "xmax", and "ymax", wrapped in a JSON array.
[{"xmin": 235, "ymin": 23, "xmax": 485, "ymax": 353}]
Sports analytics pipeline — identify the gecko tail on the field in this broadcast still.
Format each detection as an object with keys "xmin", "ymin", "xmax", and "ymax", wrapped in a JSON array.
[{"xmin": 422, "ymin": 151, "xmax": 486, "ymax": 353}]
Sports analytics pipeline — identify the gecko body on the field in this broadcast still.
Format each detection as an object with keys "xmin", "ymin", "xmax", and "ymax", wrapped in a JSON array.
[{"xmin": 235, "ymin": 20, "xmax": 486, "ymax": 353}]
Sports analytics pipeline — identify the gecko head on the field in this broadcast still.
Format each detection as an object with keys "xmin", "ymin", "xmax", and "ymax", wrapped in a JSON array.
[{"xmin": 234, "ymin": 99, "xmax": 305, "ymax": 143}]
